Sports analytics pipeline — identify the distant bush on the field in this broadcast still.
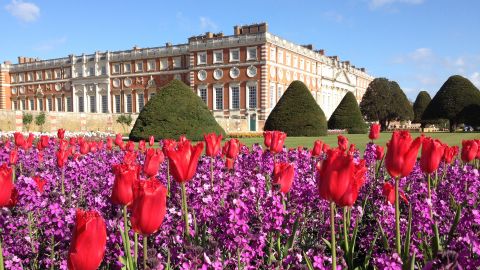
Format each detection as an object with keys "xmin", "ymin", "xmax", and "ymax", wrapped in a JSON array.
[
  {"xmin": 328, "ymin": 91, "xmax": 367, "ymax": 134},
  {"xmin": 22, "ymin": 112, "xmax": 33, "ymax": 131}
]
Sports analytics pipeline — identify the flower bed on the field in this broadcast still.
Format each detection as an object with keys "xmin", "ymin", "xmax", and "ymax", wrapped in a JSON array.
[{"xmin": 0, "ymin": 130, "xmax": 478, "ymax": 269}]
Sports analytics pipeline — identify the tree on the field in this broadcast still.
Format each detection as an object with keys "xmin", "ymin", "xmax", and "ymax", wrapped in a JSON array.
[
  {"xmin": 328, "ymin": 91, "xmax": 367, "ymax": 134},
  {"xmin": 412, "ymin": 91, "xmax": 433, "ymax": 131},
  {"xmin": 35, "ymin": 112, "xmax": 46, "ymax": 132},
  {"xmin": 422, "ymin": 75, "xmax": 480, "ymax": 132},
  {"xmin": 360, "ymin": 78, "xmax": 413, "ymax": 131},
  {"xmin": 22, "ymin": 112, "xmax": 33, "ymax": 131},
  {"xmin": 116, "ymin": 114, "xmax": 133, "ymax": 133},
  {"xmin": 129, "ymin": 79, "xmax": 226, "ymax": 141},
  {"xmin": 264, "ymin": 80, "xmax": 327, "ymax": 136}
]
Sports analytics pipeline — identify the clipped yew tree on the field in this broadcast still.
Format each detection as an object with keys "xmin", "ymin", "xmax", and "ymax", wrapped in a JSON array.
[
  {"xmin": 129, "ymin": 79, "xmax": 226, "ymax": 141},
  {"xmin": 264, "ymin": 80, "xmax": 327, "ymax": 136},
  {"xmin": 328, "ymin": 91, "xmax": 367, "ymax": 133},
  {"xmin": 422, "ymin": 75, "xmax": 480, "ymax": 131},
  {"xmin": 413, "ymin": 91, "xmax": 433, "ymax": 130}
]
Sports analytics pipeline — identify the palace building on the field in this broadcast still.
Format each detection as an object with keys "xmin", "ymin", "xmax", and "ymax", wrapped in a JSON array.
[{"xmin": 0, "ymin": 23, "xmax": 374, "ymax": 132}]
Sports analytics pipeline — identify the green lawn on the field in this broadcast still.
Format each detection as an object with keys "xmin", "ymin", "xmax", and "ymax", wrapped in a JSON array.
[{"xmin": 235, "ymin": 132, "xmax": 480, "ymax": 152}]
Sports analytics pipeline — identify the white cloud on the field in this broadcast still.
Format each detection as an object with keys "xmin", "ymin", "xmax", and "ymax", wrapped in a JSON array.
[
  {"xmin": 322, "ymin": 11, "xmax": 344, "ymax": 23},
  {"xmin": 33, "ymin": 37, "xmax": 67, "ymax": 52},
  {"xmin": 470, "ymin": 72, "xmax": 480, "ymax": 87},
  {"xmin": 392, "ymin": 47, "xmax": 434, "ymax": 64},
  {"xmin": 199, "ymin": 17, "xmax": 218, "ymax": 31},
  {"xmin": 5, "ymin": 0, "xmax": 40, "ymax": 22},
  {"xmin": 369, "ymin": 0, "xmax": 424, "ymax": 9}
]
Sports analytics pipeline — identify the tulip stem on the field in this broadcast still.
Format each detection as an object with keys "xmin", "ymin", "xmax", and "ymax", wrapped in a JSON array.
[
  {"xmin": 143, "ymin": 236, "xmax": 148, "ymax": 269},
  {"xmin": 0, "ymin": 230, "xmax": 4, "ymax": 270},
  {"xmin": 330, "ymin": 202, "xmax": 336, "ymax": 270},
  {"xmin": 134, "ymin": 233, "xmax": 138, "ymax": 266},
  {"xmin": 167, "ymin": 160, "xmax": 171, "ymax": 196},
  {"xmin": 343, "ymin": 207, "xmax": 349, "ymax": 256},
  {"xmin": 395, "ymin": 176, "xmax": 402, "ymax": 256},
  {"xmin": 61, "ymin": 168, "xmax": 65, "ymax": 196},
  {"xmin": 210, "ymin": 157, "xmax": 214, "ymax": 187},
  {"xmin": 11, "ymin": 165, "xmax": 15, "ymax": 184},
  {"xmin": 123, "ymin": 206, "xmax": 134, "ymax": 270},
  {"xmin": 181, "ymin": 182, "xmax": 190, "ymax": 240}
]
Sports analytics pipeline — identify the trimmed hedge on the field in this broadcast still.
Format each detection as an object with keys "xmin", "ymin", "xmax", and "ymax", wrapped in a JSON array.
[
  {"xmin": 328, "ymin": 91, "xmax": 367, "ymax": 134},
  {"xmin": 129, "ymin": 80, "xmax": 226, "ymax": 141},
  {"xmin": 264, "ymin": 80, "xmax": 327, "ymax": 136}
]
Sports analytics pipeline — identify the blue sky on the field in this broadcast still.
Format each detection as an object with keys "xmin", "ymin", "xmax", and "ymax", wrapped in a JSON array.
[{"xmin": 1, "ymin": 0, "xmax": 479, "ymax": 100}]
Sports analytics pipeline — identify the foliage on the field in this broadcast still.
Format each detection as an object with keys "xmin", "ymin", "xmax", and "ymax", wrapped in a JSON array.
[
  {"xmin": 129, "ymin": 79, "xmax": 226, "ymax": 141},
  {"xmin": 422, "ymin": 75, "xmax": 480, "ymax": 131},
  {"xmin": 34, "ymin": 112, "xmax": 46, "ymax": 132},
  {"xmin": 22, "ymin": 112, "xmax": 33, "ymax": 132},
  {"xmin": 116, "ymin": 114, "xmax": 133, "ymax": 133},
  {"xmin": 360, "ymin": 78, "xmax": 413, "ymax": 131},
  {"xmin": 328, "ymin": 91, "xmax": 367, "ymax": 134},
  {"xmin": 264, "ymin": 80, "xmax": 327, "ymax": 136}
]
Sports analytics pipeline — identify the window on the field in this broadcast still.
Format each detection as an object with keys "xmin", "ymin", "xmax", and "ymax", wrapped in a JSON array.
[
  {"xmin": 230, "ymin": 85, "xmax": 240, "ymax": 109},
  {"xmin": 278, "ymin": 50, "xmax": 284, "ymax": 64},
  {"xmin": 77, "ymin": 71, "xmax": 83, "ymax": 77},
  {"xmin": 147, "ymin": 60, "xmax": 156, "ymax": 71},
  {"xmin": 27, "ymin": 73, "xmax": 33, "ymax": 81},
  {"xmin": 21, "ymin": 100, "xmax": 26, "ymax": 110},
  {"xmin": 136, "ymin": 62, "xmax": 143, "ymax": 72},
  {"xmin": 45, "ymin": 71, "xmax": 52, "ymax": 80},
  {"xmin": 89, "ymin": 95, "xmax": 96, "ymax": 113},
  {"xmin": 64, "ymin": 69, "xmax": 70, "ymax": 78},
  {"xmin": 230, "ymin": 49, "xmax": 240, "ymax": 62},
  {"xmin": 124, "ymin": 63, "xmax": 131, "ymax": 73},
  {"xmin": 29, "ymin": 99, "xmax": 34, "ymax": 110},
  {"xmin": 19, "ymin": 73, "xmax": 24, "ymax": 82},
  {"xmin": 270, "ymin": 47, "xmax": 276, "ymax": 62},
  {"xmin": 173, "ymin": 57, "xmax": 181, "ymax": 69},
  {"xmin": 36, "ymin": 72, "xmax": 43, "ymax": 81},
  {"xmin": 101, "ymin": 95, "xmax": 108, "ymax": 113},
  {"xmin": 101, "ymin": 66, "xmax": 107, "ymax": 75},
  {"xmin": 293, "ymin": 56, "xmax": 298, "ymax": 68},
  {"xmin": 56, "ymin": 97, "xmax": 62, "ymax": 111},
  {"xmin": 160, "ymin": 59, "xmax": 168, "ymax": 70},
  {"xmin": 312, "ymin": 63, "xmax": 316, "ymax": 74},
  {"xmin": 270, "ymin": 83, "xmax": 276, "ymax": 108},
  {"xmin": 38, "ymin": 98, "xmax": 43, "ymax": 111},
  {"xmin": 78, "ymin": 96, "xmax": 84, "ymax": 112},
  {"xmin": 277, "ymin": 85, "xmax": 283, "ymax": 102},
  {"xmin": 113, "ymin": 64, "xmax": 120, "ymax": 74},
  {"xmin": 197, "ymin": 52, "xmax": 207, "ymax": 65},
  {"xmin": 306, "ymin": 61, "xmax": 311, "ymax": 72},
  {"xmin": 88, "ymin": 67, "xmax": 94, "ymax": 76},
  {"xmin": 247, "ymin": 47, "xmax": 257, "ymax": 60},
  {"xmin": 66, "ymin": 97, "xmax": 73, "ymax": 112},
  {"xmin": 11, "ymin": 75, "xmax": 16, "ymax": 83},
  {"xmin": 213, "ymin": 51, "xmax": 223, "ymax": 63},
  {"xmin": 47, "ymin": 98, "xmax": 53, "ymax": 111},
  {"xmin": 12, "ymin": 101, "xmax": 17, "ymax": 110},
  {"xmin": 115, "ymin": 95, "xmax": 121, "ymax": 113},
  {"xmin": 198, "ymin": 87, "xmax": 207, "ymax": 104},
  {"xmin": 137, "ymin": 93, "xmax": 144, "ymax": 111},
  {"xmin": 214, "ymin": 86, "xmax": 223, "ymax": 110},
  {"xmin": 248, "ymin": 85, "xmax": 257, "ymax": 109},
  {"xmin": 126, "ymin": 94, "xmax": 132, "ymax": 113},
  {"xmin": 300, "ymin": 58, "xmax": 305, "ymax": 70},
  {"xmin": 286, "ymin": 53, "xmax": 291, "ymax": 66}
]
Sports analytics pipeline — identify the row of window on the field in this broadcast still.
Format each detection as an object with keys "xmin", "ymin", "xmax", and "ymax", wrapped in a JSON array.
[
  {"xmin": 111, "ymin": 58, "xmax": 182, "ymax": 74},
  {"xmin": 197, "ymin": 47, "xmax": 257, "ymax": 65},
  {"xmin": 270, "ymin": 47, "xmax": 319, "ymax": 74},
  {"xmin": 74, "ymin": 66, "xmax": 108, "ymax": 77},
  {"xmin": 13, "ymin": 97, "xmax": 73, "ymax": 112},
  {"xmin": 11, "ymin": 69, "xmax": 71, "ymax": 83},
  {"xmin": 198, "ymin": 85, "xmax": 257, "ymax": 110}
]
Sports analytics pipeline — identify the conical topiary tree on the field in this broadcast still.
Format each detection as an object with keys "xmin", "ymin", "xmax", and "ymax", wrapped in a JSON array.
[
  {"xmin": 264, "ymin": 80, "xmax": 327, "ymax": 136},
  {"xmin": 422, "ymin": 75, "xmax": 480, "ymax": 131},
  {"xmin": 328, "ymin": 91, "xmax": 367, "ymax": 134},
  {"xmin": 129, "ymin": 79, "xmax": 226, "ymax": 141},
  {"xmin": 413, "ymin": 91, "xmax": 432, "ymax": 131}
]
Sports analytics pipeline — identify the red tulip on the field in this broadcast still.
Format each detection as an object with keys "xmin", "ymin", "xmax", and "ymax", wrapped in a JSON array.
[
  {"xmin": 337, "ymin": 135, "xmax": 348, "ymax": 152},
  {"xmin": 144, "ymin": 148, "xmax": 164, "ymax": 177},
  {"xmin": 59, "ymin": 139, "xmax": 69, "ymax": 151},
  {"xmin": 9, "ymin": 149, "xmax": 18, "ymax": 165},
  {"xmin": 223, "ymin": 139, "xmax": 240, "ymax": 170},
  {"xmin": 57, "ymin": 128, "xmax": 65, "ymax": 140},
  {"xmin": 348, "ymin": 144, "xmax": 356, "ymax": 156},
  {"xmin": 442, "ymin": 145, "xmax": 458, "ymax": 164},
  {"xmin": 130, "ymin": 179, "xmax": 167, "ymax": 235},
  {"xmin": 26, "ymin": 133, "xmax": 34, "ymax": 148},
  {"xmin": 80, "ymin": 141, "xmax": 90, "ymax": 155},
  {"xmin": 97, "ymin": 141, "xmax": 104, "ymax": 150},
  {"xmin": 115, "ymin": 133, "xmax": 123, "ymax": 146},
  {"xmin": 138, "ymin": 140, "xmax": 146, "ymax": 152},
  {"xmin": 67, "ymin": 209, "xmax": 107, "ymax": 270},
  {"xmin": 36, "ymin": 141, "xmax": 44, "ymax": 151},
  {"xmin": 264, "ymin": 131, "xmax": 287, "ymax": 154},
  {"xmin": 149, "ymin": 136, "xmax": 155, "ymax": 147},
  {"xmin": 106, "ymin": 137, "xmax": 113, "ymax": 150},
  {"xmin": 382, "ymin": 182, "xmax": 408, "ymax": 205},
  {"xmin": 33, "ymin": 175, "xmax": 46, "ymax": 193},
  {"xmin": 38, "ymin": 151, "xmax": 44, "ymax": 163},
  {"xmin": 311, "ymin": 140, "xmax": 324, "ymax": 157},
  {"xmin": 461, "ymin": 140, "xmax": 478, "ymax": 163},
  {"xmin": 165, "ymin": 139, "xmax": 204, "ymax": 183},
  {"xmin": 375, "ymin": 145, "xmax": 384, "ymax": 160},
  {"xmin": 420, "ymin": 137, "xmax": 446, "ymax": 174},
  {"xmin": 323, "ymin": 143, "xmax": 330, "ymax": 152},
  {"xmin": 317, "ymin": 148, "xmax": 367, "ymax": 207},
  {"xmin": 126, "ymin": 141, "xmax": 135, "ymax": 152},
  {"xmin": 111, "ymin": 163, "xmax": 139, "ymax": 206},
  {"xmin": 5, "ymin": 187, "xmax": 18, "ymax": 208},
  {"xmin": 0, "ymin": 164, "xmax": 14, "ymax": 207},
  {"xmin": 273, "ymin": 163, "xmax": 295, "ymax": 193},
  {"xmin": 123, "ymin": 151, "xmax": 138, "ymax": 166},
  {"xmin": 89, "ymin": 142, "xmax": 98, "ymax": 153},
  {"xmin": 56, "ymin": 149, "xmax": 69, "ymax": 168},
  {"xmin": 204, "ymin": 133, "xmax": 223, "ymax": 157},
  {"xmin": 476, "ymin": 140, "xmax": 480, "ymax": 159},
  {"xmin": 69, "ymin": 137, "xmax": 77, "ymax": 146},
  {"xmin": 162, "ymin": 139, "xmax": 177, "ymax": 156},
  {"xmin": 13, "ymin": 132, "xmax": 24, "ymax": 148},
  {"xmin": 369, "ymin": 124, "xmax": 381, "ymax": 140},
  {"xmin": 385, "ymin": 131, "xmax": 424, "ymax": 178},
  {"xmin": 40, "ymin": 135, "xmax": 49, "ymax": 148}
]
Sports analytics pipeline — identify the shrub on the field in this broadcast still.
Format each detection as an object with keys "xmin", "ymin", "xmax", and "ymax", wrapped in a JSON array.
[
  {"xmin": 264, "ymin": 80, "xmax": 327, "ymax": 136},
  {"xmin": 116, "ymin": 114, "xmax": 133, "ymax": 133},
  {"xmin": 35, "ymin": 112, "xmax": 46, "ymax": 132},
  {"xmin": 129, "ymin": 79, "xmax": 226, "ymax": 141},
  {"xmin": 328, "ymin": 91, "xmax": 367, "ymax": 134},
  {"xmin": 22, "ymin": 112, "xmax": 33, "ymax": 131}
]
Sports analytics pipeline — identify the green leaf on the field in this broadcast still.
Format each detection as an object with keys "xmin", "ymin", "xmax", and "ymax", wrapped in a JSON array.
[
  {"xmin": 303, "ymin": 251, "xmax": 314, "ymax": 270},
  {"xmin": 364, "ymin": 234, "xmax": 378, "ymax": 269},
  {"xmin": 283, "ymin": 217, "xmax": 300, "ymax": 258},
  {"xmin": 322, "ymin": 237, "xmax": 332, "ymax": 250},
  {"xmin": 376, "ymin": 219, "xmax": 390, "ymax": 250},
  {"xmin": 403, "ymin": 204, "xmax": 412, "ymax": 262},
  {"xmin": 446, "ymin": 204, "xmax": 462, "ymax": 247}
]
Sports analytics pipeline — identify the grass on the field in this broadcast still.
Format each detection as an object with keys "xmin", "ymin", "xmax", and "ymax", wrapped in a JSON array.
[{"xmin": 234, "ymin": 132, "xmax": 480, "ymax": 152}]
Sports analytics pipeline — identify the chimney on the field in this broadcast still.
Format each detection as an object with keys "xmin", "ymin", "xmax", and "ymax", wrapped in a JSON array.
[
  {"xmin": 360, "ymin": 68, "xmax": 365, "ymax": 72},
  {"xmin": 4, "ymin": 61, "xmax": 11, "ymax": 65},
  {"xmin": 318, "ymin": 49, "xmax": 325, "ymax": 55},
  {"xmin": 344, "ymin": 61, "xmax": 350, "ymax": 66},
  {"xmin": 258, "ymin": 23, "xmax": 268, "ymax": 32},
  {"xmin": 165, "ymin": 42, "xmax": 172, "ymax": 47},
  {"xmin": 206, "ymin": 32, "xmax": 213, "ymax": 38},
  {"xmin": 301, "ymin": 44, "xmax": 314, "ymax": 50},
  {"xmin": 234, "ymin": 25, "xmax": 241, "ymax": 35}
]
